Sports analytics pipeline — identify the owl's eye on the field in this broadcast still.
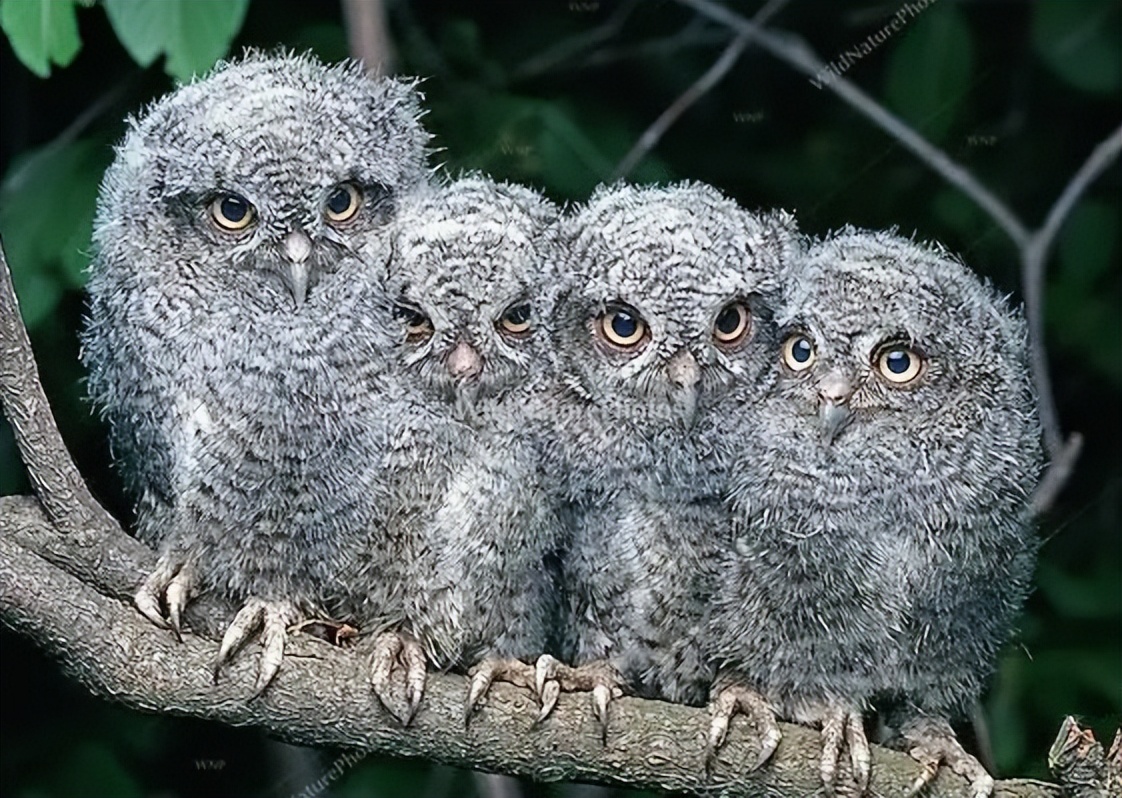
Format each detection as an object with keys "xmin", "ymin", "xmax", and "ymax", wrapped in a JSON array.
[
  {"xmin": 325, "ymin": 183, "xmax": 362, "ymax": 223},
  {"xmin": 713, "ymin": 302, "xmax": 750, "ymax": 347},
  {"xmin": 597, "ymin": 304, "xmax": 648, "ymax": 350},
  {"xmin": 781, "ymin": 334, "xmax": 816, "ymax": 371},
  {"xmin": 210, "ymin": 193, "xmax": 255, "ymax": 232},
  {"xmin": 498, "ymin": 303, "xmax": 532, "ymax": 336},
  {"xmin": 874, "ymin": 343, "xmax": 924, "ymax": 384},
  {"xmin": 393, "ymin": 304, "xmax": 433, "ymax": 342}
]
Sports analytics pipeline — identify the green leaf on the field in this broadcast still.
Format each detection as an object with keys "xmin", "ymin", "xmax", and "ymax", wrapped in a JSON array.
[
  {"xmin": 0, "ymin": 0, "xmax": 82, "ymax": 77},
  {"xmin": 103, "ymin": 0, "xmax": 249, "ymax": 81},
  {"xmin": 884, "ymin": 3, "xmax": 974, "ymax": 142},
  {"xmin": 0, "ymin": 138, "xmax": 112, "ymax": 329},
  {"xmin": 1033, "ymin": 0, "xmax": 1122, "ymax": 95}
]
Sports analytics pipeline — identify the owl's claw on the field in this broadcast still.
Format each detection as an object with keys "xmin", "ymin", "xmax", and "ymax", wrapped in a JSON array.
[
  {"xmin": 899, "ymin": 717, "xmax": 994, "ymax": 798},
  {"xmin": 134, "ymin": 558, "xmax": 196, "ymax": 642},
  {"xmin": 533, "ymin": 654, "xmax": 623, "ymax": 743},
  {"xmin": 370, "ymin": 631, "xmax": 428, "ymax": 725},
  {"xmin": 464, "ymin": 657, "xmax": 535, "ymax": 726},
  {"xmin": 819, "ymin": 705, "xmax": 870, "ymax": 796},
  {"xmin": 705, "ymin": 684, "xmax": 781, "ymax": 772},
  {"xmin": 212, "ymin": 597, "xmax": 300, "ymax": 695}
]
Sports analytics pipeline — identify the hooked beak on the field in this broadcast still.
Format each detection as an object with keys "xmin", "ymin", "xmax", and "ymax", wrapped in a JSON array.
[
  {"xmin": 666, "ymin": 348, "xmax": 700, "ymax": 426},
  {"xmin": 817, "ymin": 370, "xmax": 854, "ymax": 444},
  {"xmin": 446, "ymin": 339, "xmax": 483, "ymax": 381},
  {"xmin": 282, "ymin": 229, "xmax": 313, "ymax": 309}
]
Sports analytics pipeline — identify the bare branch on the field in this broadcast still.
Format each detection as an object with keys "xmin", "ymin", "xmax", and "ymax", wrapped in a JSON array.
[
  {"xmin": 342, "ymin": 0, "xmax": 395, "ymax": 75},
  {"xmin": 675, "ymin": 0, "xmax": 1031, "ymax": 247},
  {"xmin": 0, "ymin": 239, "xmax": 117, "ymax": 536},
  {"xmin": 510, "ymin": 0, "xmax": 641, "ymax": 83},
  {"xmin": 612, "ymin": 0, "xmax": 793, "ymax": 181},
  {"xmin": 0, "ymin": 495, "xmax": 1065, "ymax": 798}
]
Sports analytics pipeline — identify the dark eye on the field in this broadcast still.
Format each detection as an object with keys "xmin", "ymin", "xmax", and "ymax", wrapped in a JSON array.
[
  {"xmin": 393, "ymin": 304, "xmax": 433, "ymax": 341},
  {"xmin": 781, "ymin": 334, "xmax": 816, "ymax": 371},
  {"xmin": 325, "ymin": 183, "xmax": 362, "ymax": 223},
  {"xmin": 713, "ymin": 302, "xmax": 750, "ymax": 346},
  {"xmin": 875, "ymin": 344, "xmax": 924, "ymax": 384},
  {"xmin": 597, "ymin": 305, "xmax": 648, "ymax": 350},
  {"xmin": 498, "ymin": 303, "xmax": 532, "ymax": 336},
  {"xmin": 209, "ymin": 193, "xmax": 255, "ymax": 231}
]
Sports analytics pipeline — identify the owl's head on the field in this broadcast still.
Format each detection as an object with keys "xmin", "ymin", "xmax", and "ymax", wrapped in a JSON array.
[
  {"xmin": 773, "ymin": 228, "xmax": 1033, "ymax": 446},
  {"xmin": 93, "ymin": 50, "xmax": 431, "ymax": 312},
  {"xmin": 552, "ymin": 182, "xmax": 796, "ymax": 427},
  {"xmin": 384, "ymin": 176, "xmax": 559, "ymax": 406}
]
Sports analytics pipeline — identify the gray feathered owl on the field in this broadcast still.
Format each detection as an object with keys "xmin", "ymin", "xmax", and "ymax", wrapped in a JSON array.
[
  {"xmin": 538, "ymin": 182, "xmax": 798, "ymax": 734},
  {"xmin": 359, "ymin": 175, "xmax": 563, "ymax": 723},
  {"xmin": 704, "ymin": 228, "xmax": 1042, "ymax": 796},
  {"xmin": 81, "ymin": 51, "xmax": 431, "ymax": 692}
]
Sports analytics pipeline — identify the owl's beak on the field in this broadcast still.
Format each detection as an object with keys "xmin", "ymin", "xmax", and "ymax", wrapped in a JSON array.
[
  {"xmin": 446, "ymin": 339, "xmax": 483, "ymax": 381},
  {"xmin": 667, "ymin": 348, "xmax": 700, "ymax": 426},
  {"xmin": 282, "ymin": 229, "xmax": 313, "ymax": 309},
  {"xmin": 817, "ymin": 370, "xmax": 854, "ymax": 444}
]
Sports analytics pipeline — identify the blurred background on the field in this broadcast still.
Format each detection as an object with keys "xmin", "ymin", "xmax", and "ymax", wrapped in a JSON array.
[{"xmin": 1, "ymin": 0, "xmax": 1118, "ymax": 796}]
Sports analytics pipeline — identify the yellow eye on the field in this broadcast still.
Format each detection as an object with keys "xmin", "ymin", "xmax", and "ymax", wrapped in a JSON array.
[
  {"xmin": 875, "ymin": 344, "xmax": 924, "ymax": 384},
  {"xmin": 781, "ymin": 334, "xmax": 816, "ymax": 371},
  {"xmin": 394, "ymin": 305, "xmax": 433, "ymax": 342},
  {"xmin": 597, "ymin": 305, "xmax": 648, "ymax": 350},
  {"xmin": 209, "ymin": 193, "xmax": 255, "ymax": 231},
  {"xmin": 713, "ymin": 302, "xmax": 750, "ymax": 346},
  {"xmin": 325, "ymin": 183, "xmax": 362, "ymax": 223},
  {"xmin": 498, "ymin": 303, "xmax": 532, "ymax": 336}
]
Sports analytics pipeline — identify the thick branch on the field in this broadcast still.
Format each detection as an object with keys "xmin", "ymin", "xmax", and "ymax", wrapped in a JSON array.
[
  {"xmin": 341, "ymin": 0, "xmax": 394, "ymax": 75},
  {"xmin": 0, "ymin": 495, "xmax": 1061, "ymax": 798},
  {"xmin": 0, "ymin": 239, "xmax": 117, "ymax": 536}
]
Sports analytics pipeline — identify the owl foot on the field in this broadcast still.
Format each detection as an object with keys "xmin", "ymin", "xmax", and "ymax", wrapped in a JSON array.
[
  {"xmin": 212, "ymin": 597, "xmax": 301, "ymax": 696},
  {"xmin": 819, "ymin": 705, "xmax": 871, "ymax": 796},
  {"xmin": 134, "ymin": 557, "xmax": 197, "ymax": 641},
  {"xmin": 898, "ymin": 717, "xmax": 994, "ymax": 798},
  {"xmin": 464, "ymin": 656, "xmax": 536, "ymax": 726},
  {"xmin": 705, "ymin": 684, "xmax": 781, "ymax": 772},
  {"xmin": 534, "ymin": 654, "xmax": 623, "ymax": 743},
  {"xmin": 369, "ymin": 631, "xmax": 427, "ymax": 725}
]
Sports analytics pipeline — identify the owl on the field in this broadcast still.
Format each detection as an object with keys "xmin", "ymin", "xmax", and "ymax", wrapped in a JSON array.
[
  {"xmin": 80, "ymin": 51, "xmax": 431, "ymax": 692},
  {"xmin": 357, "ymin": 175, "xmax": 564, "ymax": 724},
  {"xmin": 537, "ymin": 182, "xmax": 799, "ymax": 735},
  {"xmin": 704, "ymin": 228, "xmax": 1042, "ymax": 796}
]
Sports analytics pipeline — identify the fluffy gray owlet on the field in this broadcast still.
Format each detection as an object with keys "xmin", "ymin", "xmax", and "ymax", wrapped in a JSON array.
[
  {"xmin": 537, "ymin": 182, "xmax": 798, "ymax": 735},
  {"xmin": 81, "ymin": 51, "xmax": 431, "ymax": 692},
  {"xmin": 360, "ymin": 176, "xmax": 563, "ymax": 723},
  {"xmin": 704, "ymin": 228, "xmax": 1042, "ymax": 796}
]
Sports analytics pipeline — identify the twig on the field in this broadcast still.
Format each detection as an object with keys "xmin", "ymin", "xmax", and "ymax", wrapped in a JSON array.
[
  {"xmin": 676, "ymin": 0, "xmax": 1122, "ymax": 509},
  {"xmin": 510, "ymin": 0, "xmax": 641, "ymax": 83},
  {"xmin": 0, "ymin": 239, "xmax": 117, "ymax": 536},
  {"xmin": 0, "ymin": 495, "xmax": 1064, "ymax": 798},
  {"xmin": 342, "ymin": 0, "xmax": 395, "ymax": 75},
  {"xmin": 612, "ymin": 0, "xmax": 794, "ymax": 181}
]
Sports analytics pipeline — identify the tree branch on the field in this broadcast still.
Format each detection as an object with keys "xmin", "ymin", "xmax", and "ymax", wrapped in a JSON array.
[
  {"xmin": 0, "ymin": 238, "xmax": 117, "ymax": 536},
  {"xmin": 341, "ymin": 0, "xmax": 395, "ymax": 75},
  {"xmin": 0, "ymin": 495, "xmax": 1067, "ymax": 797},
  {"xmin": 612, "ymin": 0, "xmax": 792, "ymax": 181}
]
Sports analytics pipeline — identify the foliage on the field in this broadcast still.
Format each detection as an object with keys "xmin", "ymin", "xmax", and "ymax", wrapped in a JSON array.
[{"xmin": 1, "ymin": 1, "xmax": 1119, "ymax": 796}]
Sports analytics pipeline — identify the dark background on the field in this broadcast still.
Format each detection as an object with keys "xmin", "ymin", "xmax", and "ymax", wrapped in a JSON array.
[{"xmin": 1, "ymin": 1, "xmax": 1119, "ymax": 796}]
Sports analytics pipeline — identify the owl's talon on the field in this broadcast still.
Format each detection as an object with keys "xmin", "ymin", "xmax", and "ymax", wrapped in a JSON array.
[
  {"xmin": 464, "ymin": 657, "xmax": 535, "ymax": 725},
  {"xmin": 536, "ymin": 679, "xmax": 560, "ymax": 723},
  {"xmin": 898, "ymin": 717, "xmax": 994, "ymax": 798},
  {"xmin": 529, "ymin": 656, "xmax": 622, "ymax": 739},
  {"xmin": 369, "ymin": 631, "xmax": 428, "ymax": 725},
  {"xmin": 213, "ymin": 598, "xmax": 299, "ymax": 693},
  {"xmin": 592, "ymin": 683, "xmax": 612, "ymax": 734},
  {"xmin": 705, "ymin": 684, "xmax": 781, "ymax": 771},
  {"xmin": 819, "ymin": 705, "xmax": 869, "ymax": 796},
  {"xmin": 134, "ymin": 558, "xmax": 196, "ymax": 640}
]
